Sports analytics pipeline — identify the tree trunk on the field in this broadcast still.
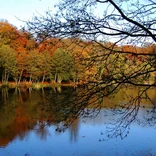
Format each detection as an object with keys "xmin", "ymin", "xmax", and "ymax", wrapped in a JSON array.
[
  {"xmin": 29, "ymin": 75, "xmax": 32, "ymax": 83},
  {"xmin": 2, "ymin": 69, "xmax": 7, "ymax": 84},
  {"xmin": 57, "ymin": 74, "xmax": 62, "ymax": 84},
  {"xmin": 42, "ymin": 72, "xmax": 45, "ymax": 83},
  {"xmin": 6, "ymin": 73, "xmax": 9, "ymax": 82},
  {"xmin": 54, "ymin": 73, "xmax": 57, "ymax": 83},
  {"xmin": 18, "ymin": 68, "xmax": 23, "ymax": 84}
]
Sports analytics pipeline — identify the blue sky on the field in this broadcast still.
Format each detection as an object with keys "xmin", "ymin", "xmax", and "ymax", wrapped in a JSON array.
[{"xmin": 0, "ymin": 0, "xmax": 56, "ymax": 28}]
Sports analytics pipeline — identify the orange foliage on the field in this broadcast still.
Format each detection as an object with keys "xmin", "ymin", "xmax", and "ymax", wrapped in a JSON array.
[
  {"xmin": 122, "ymin": 44, "xmax": 156, "ymax": 54},
  {"xmin": 38, "ymin": 38, "xmax": 62, "ymax": 55}
]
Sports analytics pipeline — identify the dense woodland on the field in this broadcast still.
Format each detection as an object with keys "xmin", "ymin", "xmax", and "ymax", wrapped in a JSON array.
[{"xmin": 0, "ymin": 21, "xmax": 155, "ymax": 87}]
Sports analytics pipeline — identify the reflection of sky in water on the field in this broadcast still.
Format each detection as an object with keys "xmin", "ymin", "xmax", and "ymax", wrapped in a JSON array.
[{"xmin": 0, "ymin": 109, "xmax": 156, "ymax": 156}]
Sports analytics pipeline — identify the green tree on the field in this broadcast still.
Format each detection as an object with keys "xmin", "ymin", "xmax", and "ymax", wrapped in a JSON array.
[
  {"xmin": 51, "ymin": 48, "xmax": 75, "ymax": 83},
  {"xmin": 38, "ymin": 51, "xmax": 52, "ymax": 83},
  {"xmin": 26, "ymin": 50, "xmax": 52, "ymax": 83},
  {"xmin": 0, "ymin": 45, "xmax": 18, "ymax": 83},
  {"xmin": 27, "ymin": 50, "xmax": 42, "ymax": 82}
]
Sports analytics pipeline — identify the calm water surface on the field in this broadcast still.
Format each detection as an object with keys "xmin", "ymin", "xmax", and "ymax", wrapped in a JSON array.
[{"xmin": 0, "ymin": 86, "xmax": 155, "ymax": 156}]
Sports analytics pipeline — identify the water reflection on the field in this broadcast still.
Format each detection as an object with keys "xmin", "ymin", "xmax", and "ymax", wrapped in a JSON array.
[
  {"xmin": 69, "ymin": 119, "xmax": 80, "ymax": 143},
  {"xmin": 0, "ymin": 85, "xmax": 155, "ymax": 155},
  {"xmin": 35, "ymin": 121, "xmax": 51, "ymax": 140},
  {"xmin": 103, "ymin": 86, "xmax": 156, "ymax": 140}
]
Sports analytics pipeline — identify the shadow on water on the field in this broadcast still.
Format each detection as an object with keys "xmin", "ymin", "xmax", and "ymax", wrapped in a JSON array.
[{"xmin": 0, "ymin": 84, "xmax": 155, "ymax": 154}]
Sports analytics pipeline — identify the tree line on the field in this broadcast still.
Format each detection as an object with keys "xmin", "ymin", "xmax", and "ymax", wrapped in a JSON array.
[{"xmin": 0, "ymin": 21, "xmax": 155, "ymax": 86}]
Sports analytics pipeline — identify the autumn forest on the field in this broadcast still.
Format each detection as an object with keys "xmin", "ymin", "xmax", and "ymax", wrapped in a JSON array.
[{"xmin": 0, "ymin": 21, "xmax": 155, "ymax": 88}]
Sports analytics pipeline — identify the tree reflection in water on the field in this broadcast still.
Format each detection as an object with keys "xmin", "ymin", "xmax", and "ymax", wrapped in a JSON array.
[
  {"xmin": 35, "ymin": 121, "xmax": 51, "ymax": 140},
  {"xmin": 38, "ymin": 85, "xmax": 156, "ymax": 140},
  {"xmin": 0, "ymin": 85, "xmax": 155, "ymax": 147},
  {"xmin": 69, "ymin": 119, "xmax": 80, "ymax": 143},
  {"xmin": 105, "ymin": 86, "xmax": 156, "ymax": 140},
  {"xmin": 38, "ymin": 86, "xmax": 102, "ymax": 132}
]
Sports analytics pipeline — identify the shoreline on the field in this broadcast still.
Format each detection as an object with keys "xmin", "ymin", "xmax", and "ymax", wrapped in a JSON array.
[{"xmin": 0, "ymin": 81, "xmax": 85, "ymax": 90}]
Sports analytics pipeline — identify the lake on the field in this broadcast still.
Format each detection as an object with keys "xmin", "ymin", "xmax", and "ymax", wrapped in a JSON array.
[{"xmin": 0, "ymin": 86, "xmax": 156, "ymax": 156}]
